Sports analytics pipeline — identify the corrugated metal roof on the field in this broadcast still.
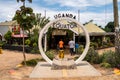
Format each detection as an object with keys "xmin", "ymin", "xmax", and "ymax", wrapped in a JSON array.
[{"xmin": 0, "ymin": 20, "xmax": 18, "ymax": 26}]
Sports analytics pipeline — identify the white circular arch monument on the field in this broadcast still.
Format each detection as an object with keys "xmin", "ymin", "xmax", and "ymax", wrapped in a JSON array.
[{"xmin": 38, "ymin": 17, "xmax": 90, "ymax": 65}]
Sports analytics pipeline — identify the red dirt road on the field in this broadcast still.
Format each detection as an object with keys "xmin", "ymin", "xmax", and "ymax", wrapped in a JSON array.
[{"xmin": 0, "ymin": 48, "xmax": 120, "ymax": 80}]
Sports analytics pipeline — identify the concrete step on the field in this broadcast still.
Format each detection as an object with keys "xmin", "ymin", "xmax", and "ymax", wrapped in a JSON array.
[
  {"xmin": 29, "ymin": 61, "xmax": 102, "ymax": 78},
  {"xmin": 51, "ymin": 58, "xmax": 77, "ymax": 70}
]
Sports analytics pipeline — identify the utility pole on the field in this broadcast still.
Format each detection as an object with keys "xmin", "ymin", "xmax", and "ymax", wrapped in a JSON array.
[
  {"xmin": 78, "ymin": 10, "xmax": 80, "ymax": 22},
  {"xmin": 113, "ymin": 0, "xmax": 120, "ymax": 54},
  {"xmin": 44, "ymin": 10, "xmax": 47, "ymax": 52}
]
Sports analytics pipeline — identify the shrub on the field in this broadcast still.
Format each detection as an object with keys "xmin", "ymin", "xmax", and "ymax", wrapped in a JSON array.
[
  {"xmin": 100, "ymin": 62, "xmax": 111, "ymax": 68},
  {"xmin": 33, "ymin": 42, "xmax": 37, "ymax": 47},
  {"xmin": 101, "ymin": 50, "xmax": 117, "ymax": 67},
  {"xmin": 45, "ymin": 50, "xmax": 55, "ymax": 60},
  {"xmin": 30, "ymin": 49, "xmax": 40, "ymax": 54},
  {"xmin": 21, "ymin": 58, "xmax": 42, "ymax": 66},
  {"xmin": 30, "ymin": 42, "xmax": 39, "ymax": 54},
  {"xmin": 0, "ymin": 41, "xmax": 6, "ymax": 47},
  {"xmin": 4, "ymin": 31, "xmax": 12, "ymax": 44},
  {"xmin": 12, "ymin": 43, "xmax": 18, "ymax": 46},
  {"xmin": 114, "ymin": 52, "xmax": 120, "ymax": 69},
  {"xmin": 78, "ymin": 45, "xmax": 84, "ymax": 54},
  {"xmin": 90, "ymin": 42, "xmax": 98, "ymax": 49},
  {"xmin": 30, "ymin": 29, "xmax": 39, "ymax": 45},
  {"xmin": 25, "ymin": 39, "xmax": 31, "ymax": 46},
  {"xmin": 97, "ymin": 39, "xmax": 102, "ymax": 47},
  {"xmin": 100, "ymin": 50, "xmax": 120, "ymax": 68},
  {"xmin": 84, "ymin": 47, "xmax": 101, "ymax": 64}
]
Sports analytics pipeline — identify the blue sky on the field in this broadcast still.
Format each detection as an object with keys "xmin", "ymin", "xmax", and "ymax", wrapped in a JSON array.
[{"xmin": 0, "ymin": 0, "xmax": 120, "ymax": 27}]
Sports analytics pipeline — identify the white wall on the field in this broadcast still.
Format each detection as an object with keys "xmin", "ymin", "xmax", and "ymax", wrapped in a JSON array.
[{"xmin": 0, "ymin": 26, "xmax": 9, "ymax": 40}]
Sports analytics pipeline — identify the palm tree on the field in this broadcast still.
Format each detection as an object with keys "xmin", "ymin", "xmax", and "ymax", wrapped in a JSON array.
[
  {"xmin": 39, "ymin": 16, "xmax": 50, "ymax": 29},
  {"xmin": 34, "ymin": 13, "xmax": 50, "ymax": 29},
  {"xmin": 113, "ymin": 0, "xmax": 120, "ymax": 54},
  {"xmin": 31, "ymin": 13, "xmax": 50, "ymax": 51}
]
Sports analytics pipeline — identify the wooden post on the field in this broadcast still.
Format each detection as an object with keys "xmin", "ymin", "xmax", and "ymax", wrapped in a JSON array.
[{"xmin": 22, "ymin": 27, "xmax": 26, "ymax": 66}]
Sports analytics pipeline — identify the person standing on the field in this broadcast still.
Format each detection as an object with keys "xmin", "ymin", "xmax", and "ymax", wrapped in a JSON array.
[
  {"xmin": 59, "ymin": 39, "xmax": 64, "ymax": 50},
  {"xmin": 58, "ymin": 39, "xmax": 64, "ymax": 59},
  {"xmin": 75, "ymin": 42, "xmax": 79, "ymax": 54},
  {"xmin": 68, "ymin": 39, "xmax": 75, "ymax": 56}
]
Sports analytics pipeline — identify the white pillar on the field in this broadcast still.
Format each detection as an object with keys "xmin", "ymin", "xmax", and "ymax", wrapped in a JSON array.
[
  {"xmin": 44, "ymin": 34, "xmax": 47, "ymax": 52},
  {"xmin": 73, "ymin": 33, "xmax": 75, "ymax": 51}
]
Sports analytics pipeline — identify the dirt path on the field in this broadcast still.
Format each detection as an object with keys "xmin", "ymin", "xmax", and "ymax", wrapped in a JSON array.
[
  {"xmin": 0, "ymin": 50, "xmax": 41, "ymax": 80},
  {"xmin": 0, "ymin": 49, "xmax": 120, "ymax": 80},
  {"xmin": 0, "ymin": 50, "xmax": 40, "ymax": 70},
  {"xmin": 97, "ymin": 47, "xmax": 115, "ymax": 55}
]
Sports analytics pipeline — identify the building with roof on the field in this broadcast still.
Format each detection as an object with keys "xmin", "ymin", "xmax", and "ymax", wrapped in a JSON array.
[
  {"xmin": 0, "ymin": 20, "xmax": 28, "ymax": 41},
  {"xmin": 50, "ymin": 22, "xmax": 114, "ymax": 49},
  {"xmin": 72, "ymin": 22, "xmax": 114, "ymax": 48},
  {"xmin": 72, "ymin": 22, "xmax": 106, "ymax": 36},
  {"xmin": 0, "ymin": 20, "xmax": 18, "ymax": 40}
]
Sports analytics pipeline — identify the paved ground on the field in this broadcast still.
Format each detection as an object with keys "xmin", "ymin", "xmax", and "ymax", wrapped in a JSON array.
[
  {"xmin": 30, "ymin": 61, "xmax": 101, "ymax": 78},
  {"xmin": 0, "ymin": 48, "xmax": 120, "ymax": 80}
]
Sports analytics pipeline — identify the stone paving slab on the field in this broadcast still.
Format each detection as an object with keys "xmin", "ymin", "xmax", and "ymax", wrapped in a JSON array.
[{"xmin": 29, "ymin": 61, "xmax": 101, "ymax": 78}]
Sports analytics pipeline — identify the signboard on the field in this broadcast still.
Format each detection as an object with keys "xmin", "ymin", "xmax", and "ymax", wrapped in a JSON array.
[
  {"xmin": 53, "ymin": 13, "xmax": 77, "ymax": 29},
  {"xmin": 54, "ymin": 13, "xmax": 76, "ymax": 19}
]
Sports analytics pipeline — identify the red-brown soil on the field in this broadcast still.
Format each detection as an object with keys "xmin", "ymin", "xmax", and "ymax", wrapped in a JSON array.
[{"xmin": 0, "ymin": 48, "xmax": 120, "ymax": 80}]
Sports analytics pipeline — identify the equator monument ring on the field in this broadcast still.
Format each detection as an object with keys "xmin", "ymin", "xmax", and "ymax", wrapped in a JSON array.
[
  {"xmin": 30, "ymin": 14, "xmax": 102, "ymax": 78},
  {"xmin": 38, "ymin": 17, "xmax": 90, "ymax": 65}
]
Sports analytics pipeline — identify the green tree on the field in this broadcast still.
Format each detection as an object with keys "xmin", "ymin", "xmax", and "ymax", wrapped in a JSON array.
[
  {"xmin": 14, "ymin": 0, "xmax": 35, "ymax": 65},
  {"xmin": 29, "ymin": 13, "xmax": 50, "ymax": 46},
  {"xmin": 33, "ymin": 13, "xmax": 50, "ymax": 50},
  {"xmin": 30, "ymin": 28, "xmax": 39, "ymax": 45},
  {"xmin": 14, "ymin": 6, "xmax": 35, "ymax": 34},
  {"xmin": 104, "ymin": 22, "xmax": 114, "ymax": 32},
  {"xmin": 34, "ymin": 13, "xmax": 50, "ymax": 29},
  {"xmin": 4, "ymin": 31, "xmax": 12, "ymax": 44}
]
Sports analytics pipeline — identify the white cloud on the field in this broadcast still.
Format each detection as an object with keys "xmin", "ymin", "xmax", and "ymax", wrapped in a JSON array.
[
  {"xmin": 43, "ymin": 0, "xmax": 115, "ymax": 9},
  {"xmin": 27, "ymin": 0, "xmax": 120, "ymax": 27},
  {"xmin": 0, "ymin": 0, "xmax": 120, "ymax": 28},
  {"xmin": 33, "ymin": 7, "xmax": 115, "ymax": 27},
  {"xmin": 0, "ymin": 1, "xmax": 22, "ymax": 21}
]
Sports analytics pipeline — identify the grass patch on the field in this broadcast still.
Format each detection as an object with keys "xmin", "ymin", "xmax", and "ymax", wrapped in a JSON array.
[{"xmin": 21, "ymin": 58, "xmax": 45, "ymax": 66}]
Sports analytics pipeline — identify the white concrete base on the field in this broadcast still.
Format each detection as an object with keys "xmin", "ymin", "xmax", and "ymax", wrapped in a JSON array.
[{"xmin": 29, "ymin": 61, "xmax": 101, "ymax": 78}]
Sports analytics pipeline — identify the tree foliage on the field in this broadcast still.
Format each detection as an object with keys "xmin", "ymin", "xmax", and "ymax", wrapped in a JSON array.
[
  {"xmin": 13, "ymin": 6, "xmax": 35, "ymax": 32},
  {"xmin": 30, "ymin": 28, "xmax": 39, "ymax": 44},
  {"xmin": 34, "ymin": 13, "xmax": 50, "ymax": 29},
  {"xmin": 4, "ymin": 31, "xmax": 12, "ymax": 44},
  {"xmin": 4, "ymin": 31, "xmax": 12, "ymax": 41},
  {"xmin": 104, "ymin": 22, "xmax": 114, "ymax": 32},
  {"xmin": 14, "ymin": 0, "xmax": 34, "ymax": 66}
]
